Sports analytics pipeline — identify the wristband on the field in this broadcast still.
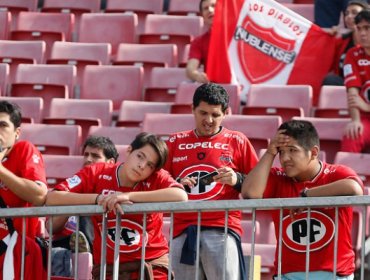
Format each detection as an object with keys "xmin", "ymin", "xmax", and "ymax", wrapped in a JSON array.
[
  {"xmin": 233, "ymin": 172, "xmax": 245, "ymax": 192},
  {"xmin": 300, "ymin": 187, "xmax": 308, "ymax": 197},
  {"xmin": 95, "ymin": 194, "xmax": 101, "ymax": 204}
]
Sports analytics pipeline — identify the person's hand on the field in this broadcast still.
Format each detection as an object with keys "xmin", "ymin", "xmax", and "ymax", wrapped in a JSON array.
[
  {"xmin": 348, "ymin": 91, "xmax": 370, "ymax": 112},
  {"xmin": 289, "ymin": 208, "xmax": 305, "ymax": 221},
  {"xmin": 194, "ymin": 72, "xmax": 210, "ymax": 83},
  {"xmin": 179, "ymin": 176, "xmax": 197, "ymax": 188},
  {"xmin": 213, "ymin": 167, "xmax": 237, "ymax": 186},
  {"xmin": 344, "ymin": 120, "xmax": 363, "ymax": 139},
  {"xmin": 266, "ymin": 129, "xmax": 290, "ymax": 156},
  {"xmin": 98, "ymin": 192, "xmax": 133, "ymax": 215},
  {"xmin": 321, "ymin": 25, "xmax": 340, "ymax": 37}
]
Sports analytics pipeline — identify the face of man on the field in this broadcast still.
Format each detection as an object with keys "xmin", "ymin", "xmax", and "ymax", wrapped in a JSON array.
[
  {"xmin": 119, "ymin": 144, "xmax": 158, "ymax": 187},
  {"xmin": 0, "ymin": 112, "xmax": 20, "ymax": 151},
  {"xmin": 201, "ymin": 0, "xmax": 216, "ymax": 27},
  {"xmin": 193, "ymin": 101, "xmax": 226, "ymax": 136},
  {"xmin": 83, "ymin": 146, "xmax": 114, "ymax": 166},
  {"xmin": 356, "ymin": 19, "xmax": 370, "ymax": 50},
  {"xmin": 278, "ymin": 138, "xmax": 318, "ymax": 182}
]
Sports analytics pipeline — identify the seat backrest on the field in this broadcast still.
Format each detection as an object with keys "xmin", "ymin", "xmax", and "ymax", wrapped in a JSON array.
[
  {"xmin": 115, "ymin": 144, "xmax": 129, "ymax": 162},
  {"xmin": 115, "ymin": 43, "xmax": 178, "ymax": 67},
  {"xmin": 0, "ymin": 40, "xmax": 46, "ymax": 64},
  {"xmin": 20, "ymin": 123, "xmax": 82, "ymax": 155},
  {"xmin": 49, "ymin": 41, "xmax": 111, "ymax": 65},
  {"xmin": 175, "ymin": 82, "xmax": 241, "ymax": 114},
  {"xmin": 105, "ymin": 0, "xmax": 163, "ymax": 13},
  {"xmin": 0, "ymin": 10, "xmax": 10, "ymax": 40},
  {"xmin": 142, "ymin": 113, "xmax": 194, "ymax": 139},
  {"xmin": 144, "ymin": 14, "xmax": 203, "ymax": 37},
  {"xmin": 14, "ymin": 64, "xmax": 76, "ymax": 97},
  {"xmin": 15, "ymin": 11, "xmax": 75, "ymax": 41},
  {"xmin": 0, "ymin": 0, "xmax": 37, "ymax": 11},
  {"xmin": 318, "ymin": 85, "xmax": 347, "ymax": 109},
  {"xmin": 334, "ymin": 152, "xmax": 370, "ymax": 186},
  {"xmin": 0, "ymin": 63, "xmax": 9, "ymax": 95},
  {"xmin": 42, "ymin": 0, "xmax": 101, "ymax": 13},
  {"xmin": 247, "ymin": 84, "xmax": 313, "ymax": 116},
  {"xmin": 48, "ymin": 98, "xmax": 113, "ymax": 126},
  {"xmin": 118, "ymin": 100, "xmax": 172, "ymax": 126},
  {"xmin": 79, "ymin": 13, "xmax": 137, "ymax": 56},
  {"xmin": 81, "ymin": 65, "xmax": 143, "ymax": 111},
  {"xmin": 168, "ymin": 0, "xmax": 200, "ymax": 16},
  {"xmin": 88, "ymin": 125, "xmax": 142, "ymax": 145},
  {"xmin": 43, "ymin": 154, "xmax": 84, "ymax": 187},
  {"xmin": 148, "ymin": 67, "xmax": 187, "ymax": 89},
  {"xmin": 0, "ymin": 96, "xmax": 43, "ymax": 123}
]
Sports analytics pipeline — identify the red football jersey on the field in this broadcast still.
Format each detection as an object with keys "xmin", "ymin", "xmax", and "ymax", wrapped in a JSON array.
[
  {"xmin": 189, "ymin": 31, "xmax": 211, "ymax": 71},
  {"xmin": 165, "ymin": 128, "xmax": 258, "ymax": 237},
  {"xmin": 343, "ymin": 46, "xmax": 370, "ymax": 116},
  {"xmin": 54, "ymin": 162, "xmax": 183, "ymax": 265},
  {"xmin": 0, "ymin": 141, "xmax": 47, "ymax": 239},
  {"xmin": 263, "ymin": 162, "xmax": 364, "ymax": 275}
]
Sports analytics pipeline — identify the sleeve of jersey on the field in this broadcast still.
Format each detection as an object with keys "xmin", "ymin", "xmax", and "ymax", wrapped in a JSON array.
[
  {"xmin": 53, "ymin": 165, "xmax": 95, "ymax": 193},
  {"xmin": 163, "ymin": 136, "xmax": 175, "ymax": 174},
  {"xmin": 343, "ymin": 49, "xmax": 362, "ymax": 89},
  {"xmin": 18, "ymin": 142, "xmax": 47, "ymax": 185},
  {"xmin": 188, "ymin": 36, "xmax": 202, "ymax": 61},
  {"xmin": 151, "ymin": 169, "xmax": 184, "ymax": 191}
]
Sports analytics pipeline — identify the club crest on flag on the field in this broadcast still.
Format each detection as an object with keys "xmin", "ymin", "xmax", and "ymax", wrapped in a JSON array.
[{"xmin": 235, "ymin": 16, "xmax": 296, "ymax": 83}]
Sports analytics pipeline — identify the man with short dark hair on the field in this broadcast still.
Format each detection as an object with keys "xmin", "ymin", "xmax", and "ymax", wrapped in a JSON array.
[{"xmin": 165, "ymin": 83, "xmax": 258, "ymax": 279}]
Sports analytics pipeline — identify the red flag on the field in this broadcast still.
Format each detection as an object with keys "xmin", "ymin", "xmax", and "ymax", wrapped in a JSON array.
[{"xmin": 207, "ymin": 0, "xmax": 336, "ymax": 105}]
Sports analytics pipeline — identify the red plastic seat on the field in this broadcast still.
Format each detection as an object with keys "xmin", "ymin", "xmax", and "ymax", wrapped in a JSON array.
[
  {"xmin": 20, "ymin": 123, "xmax": 82, "ymax": 155},
  {"xmin": 0, "ymin": 96, "xmax": 43, "ymax": 123},
  {"xmin": 175, "ymin": 82, "xmax": 241, "ymax": 114},
  {"xmin": 144, "ymin": 67, "xmax": 187, "ymax": 102},
  {"xmin": 243, "ymin": 84, "xmax": 313, "ymax": 122},
  {"xmin": 223, "ymin": 115, "xmax": 283, "ymax": 154},
  {"xmin": 139, "ymin": 14, "xmax": 203, "ymax": 62},
  {"xmin": 41, "ymin": 0, "xmax": 101, "ymax": 41},
  {"xmin": 43, "ymin": 98, "xmax": 113, "ymax": 142},
  {"xmin": 114, "ymin": 43, "xmax": 178, "ymax": 87},
  {"xmin": 0, "ymin": 10, "xmax": 10, "ymax": 40},
  {"xmin": 117, "ymin": 100, "xmax": 172, "ymax": 127},
  {"xmin": 10, "ymin": 12, "xmax": 75, "ymax": 60},
  {"xmin": 334, "ymin": 152, "xmax": 370, "ymax": 187},
  {"xmin": 168, "ymin": 0, "xmax": 200, "ymax": 16},
  {"xmin": 80, "ymin": 65, "xmax": 143, "ymax": 112},
  {"xmin": 0, "ymin": 0, "xmax": 38, "ymax": 29},
  {"xmin": 88, "ymin": 125, "xmax": 142, "ymax": 145},
  {"xmin": 0, "ymin": 40, "xmax": 46, "ymax": 85},
  {"xmin": 142, "ymin": 113, "xmax": 194, "ymax": 140},
  {"xmin": 11, "ymin": 64, "xmax": 76, "ymax": 116},
  {"xmin": 0, "ymin": 62, "xmax": 9, "ymax": 95},
  {"xmin": 43, "ymin": 154, "xmax": 84, "ymax": 187},
  {"xmin": 47, "ymin": 41, "xmax": 111, "ymax": 90},
  {"xmin": 314, "ymin": 86, "xmax": 349, "ymax": 118},
  {"xmin": 79, "ymin": 13, "xmax": 137, "ymax": 59},
  {"xmin": 115, "ymin": 144, "xmax": 129, "ymax": 162},
  {"xmin": 105, "ymin": 0, "xmax": 163, "ymax": 35},
  {"xmin": 292, "ymin": 117, "xmax": 350, "ymax": 163}
]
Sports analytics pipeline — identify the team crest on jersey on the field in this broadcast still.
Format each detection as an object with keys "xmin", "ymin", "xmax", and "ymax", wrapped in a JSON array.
[
  {"xmin": 101, "ymin": 219, "xmax": 148, "ymax": 253},
  {"xmin": 282, "ymin": 210, "xmax": 334, "ymax": 252},
  {"xmin": 66, "ymin": 175, "xmax": 82, "ymax": 189},
  {"xmin": 234, "ymin": 16, "xmax": 296, "ymax": 83},
  {"xmin": 178, "ymin": 164, "xmax": 224, "ymax": 201}
]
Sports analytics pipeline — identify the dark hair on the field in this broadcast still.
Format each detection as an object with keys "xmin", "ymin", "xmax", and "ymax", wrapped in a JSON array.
[
  {"xmin": 278, "ymin": 120, "xmax": 320, "ymax": 151},
  {"xmin": 347, "ymin": 0, "xmax": 369, "ymax": 10},
  {"xmin": 355, "ymin": 9, "xmax": 370, "ymax": 24},
  {"xmin": 199, "ymin": 0, "xmax": 206, "ymax": 13},
  {"xmin": 83, "ymin": 135, "xmax": 119, "ymax": 163},
  {"xmin": 130, "ymin": 132, "xmax": 168, "ymax": 169},
  {"xmin": 193, "ymin": 83, "xmax": 229, "ymax": 113},
  {"xmin": 0, "ymin": 101, "xmax": 22, "ymax": 128}
]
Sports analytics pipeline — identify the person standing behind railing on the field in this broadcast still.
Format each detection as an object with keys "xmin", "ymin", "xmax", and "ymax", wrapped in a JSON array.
[
  {"xmin": 164, "ymin": 83, "xmax": 258, "ymax": 280},
  {"xmin": 45, "ymin": 132, "xmax": 188, "ymax": 280},
  {"xmin": 242, "ymin": 120, "xmax": 363, "ymax": 280}
]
